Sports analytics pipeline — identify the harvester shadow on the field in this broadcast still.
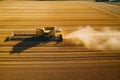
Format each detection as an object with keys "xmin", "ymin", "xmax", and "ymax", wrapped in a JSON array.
[{"xmin": 10, "ymin": 36, "xmax": 52, "ymax": 54}]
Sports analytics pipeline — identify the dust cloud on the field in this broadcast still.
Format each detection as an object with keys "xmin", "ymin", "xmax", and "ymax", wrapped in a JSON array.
[{"xmin": 65, "ymin": 26, "xmax": 120, "ymax": 50}]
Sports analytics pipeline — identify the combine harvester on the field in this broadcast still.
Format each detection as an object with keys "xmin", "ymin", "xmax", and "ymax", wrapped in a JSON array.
[{"xmin": 5, "ymin": 27, "xmax": 63, "ymax": 42}]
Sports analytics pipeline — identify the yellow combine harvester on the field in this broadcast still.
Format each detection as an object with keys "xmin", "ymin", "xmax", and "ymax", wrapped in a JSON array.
[
  {"xmin": 36, "ymin": 27, "xmax": 63, "ymax": 41},
  {"xmin": 5, "ymin": 27, "xmax": 63, "ymax": 42}
]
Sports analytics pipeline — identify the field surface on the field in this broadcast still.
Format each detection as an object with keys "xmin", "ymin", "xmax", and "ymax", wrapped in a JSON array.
[{"xmin": 0, "ymin": 1, "xmax": 120, "ymax": 80}]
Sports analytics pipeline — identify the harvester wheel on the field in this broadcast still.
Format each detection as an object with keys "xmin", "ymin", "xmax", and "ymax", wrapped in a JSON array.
[{"xmin": 57, "ymin": 34, "xmax": 63, "ymax": 41}]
